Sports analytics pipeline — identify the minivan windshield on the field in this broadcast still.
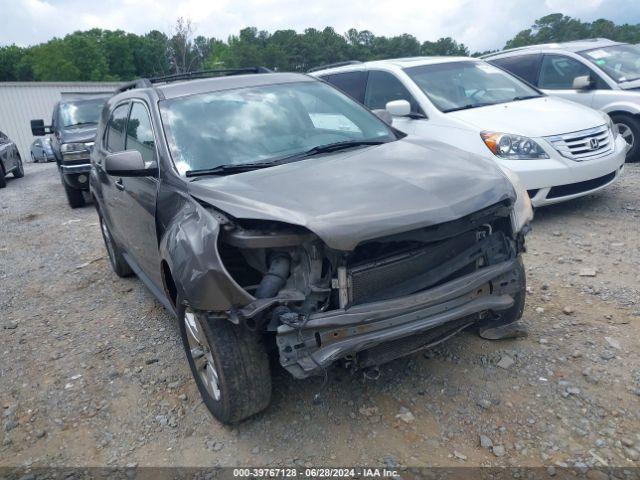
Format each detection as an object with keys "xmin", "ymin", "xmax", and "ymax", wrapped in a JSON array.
[
  {"xmin": 581, "ymin": 44, "xmax": 640, "ymax": 83},
  {"xmin": 160, "ymin": 81, "xmax": 396, "ymax": 175},
  {"xmin": 404, "ymin": 61, "xmax": 542, "ymax": 113}
]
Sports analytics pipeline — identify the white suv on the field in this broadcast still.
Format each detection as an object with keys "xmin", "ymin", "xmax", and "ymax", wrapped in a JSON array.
[
  {"xmin": 311, "ymin": 57, "xmax": 627, "ymax": 207},
  {"xmin": 484, "ymin": 38, "xmax": 640, "ymax": 162}
]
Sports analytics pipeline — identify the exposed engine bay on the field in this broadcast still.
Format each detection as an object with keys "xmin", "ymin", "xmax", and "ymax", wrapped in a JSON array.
[{"xmin": 212, "ymin": 199, "xmax": 525, "ymax": 378}]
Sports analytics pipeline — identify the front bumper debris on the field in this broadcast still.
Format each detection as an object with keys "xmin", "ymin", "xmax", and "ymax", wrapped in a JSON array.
[{"xmin": 277, "ymin": 258, "xmax": 520, "ymax": 378}]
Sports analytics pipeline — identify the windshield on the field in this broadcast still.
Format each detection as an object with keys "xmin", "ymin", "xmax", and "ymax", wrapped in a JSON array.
[
  {"xmin": 59, "ymin": 98, "xmax": 106, "ymax": 128},
  {"xmin": 404, "ymin": 61, "xmax": 542, "ymax": 113},
  {"xmin": 581, "ymin": 44, "xmax": 640, "ymax": 83},
  {"xmin": 160, "ymin": 81, "xmax": 395, "ymax": 175}
]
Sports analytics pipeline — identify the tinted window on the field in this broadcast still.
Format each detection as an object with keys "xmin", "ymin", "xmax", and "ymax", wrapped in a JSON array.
[
  {"xmin": 160, "ymin": 81, "xmax": 395, "ymax": 175},
  {"xmin": 365, "ymin": 71, "xmax": 419, "ymax": 112},
  {"xmin": 126, "ymin": 103, "xmax": 156, "ymax": 165},
  {"xmin": 106, "ymin": 104, "xmax": 130, "ymax": 152},
  {"xmin": 322, "ymin": 71, "xmax": 368, "ymax": 103},
  {"xmin": 538, "ymin": 55, "xmax": 607, "ymax": 89},
  {"xmin": 490, "ymin": 54, "xmax": 541, "ymax": 85}
]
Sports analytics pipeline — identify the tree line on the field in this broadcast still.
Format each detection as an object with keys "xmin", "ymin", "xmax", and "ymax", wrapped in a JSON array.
[{"xmin": 1, "ymin": 13, "xmax": 640, "ymax": 82}]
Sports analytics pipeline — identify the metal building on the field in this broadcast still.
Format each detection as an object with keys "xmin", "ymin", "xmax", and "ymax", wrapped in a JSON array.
[{"xmin": 0, "ymin": 82, "xmax": 121, "ymax": 159}]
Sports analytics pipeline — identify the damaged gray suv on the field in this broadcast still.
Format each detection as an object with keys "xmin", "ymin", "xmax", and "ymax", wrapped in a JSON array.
[{"xmin": 90, "ymin": 68, "xmax": 532, "ymax": 423}]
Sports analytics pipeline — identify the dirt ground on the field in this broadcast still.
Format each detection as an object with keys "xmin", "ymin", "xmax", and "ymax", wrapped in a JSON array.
[{"xmin": 1, "ymin": 162, "xmax": 639, "ymax": 470}]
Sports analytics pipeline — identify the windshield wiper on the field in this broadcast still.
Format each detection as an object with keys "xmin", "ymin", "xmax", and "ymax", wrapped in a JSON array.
[
  {"xmin": 186, "ymin": 140, "xmax": 387, "ymax": 178},
  {"xmin": 186, "ymin": 162, "xmax": 279, "ymax": 178},
  {"xmin": 299, "ymin": 140, "xmax": 387, "ymax": 156},
  {"xmin": 65, "ymin": 121, "xmax": 98, "ymax": 127},
  {"xmin": 511, "ymin": 95, "xmax": 541, "ymax": 101},
  {"xmin": 442, "ymin": 103, "xmax": 491, "ymax": 113}
]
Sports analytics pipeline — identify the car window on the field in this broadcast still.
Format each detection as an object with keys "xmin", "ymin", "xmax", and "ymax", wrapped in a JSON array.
[
  {"xmin": 126, "ymin": 102, "xmax": 156, "ymax": 166},
  {"xmin": 489, "ymin": 54, "xmax": 542, "ymax": 85},
  {"xmin": 321, "ymin": 71, "xmax": 368, "ymax": 103},
  {"xmin": 404, "ymin": 61, "xmax": 541, "ymax": 112},
  {"xmin": 160, "ymin": 81, "xmax": 395, "ymax": 175},
  {"xmin": 539, "ymin": 55, "xmax": 608, "ymax": 90},
  {"xmin": 365, "ymin": 70, "xmax": 419, "ymax": 112},
  {"xmin": 105, "ymin": 103, "xmax": 130, "ymax": 153},
  {"xmin": 580, "ymin": 44, "xmax": 640, "ymax": 83},
  {"xmin": 0, "ymin": 131, "xmax": 7, "ymax": 143},
  {"xmin": 58, "ymin": 98, "xmax": 106, "ymax": 128}
]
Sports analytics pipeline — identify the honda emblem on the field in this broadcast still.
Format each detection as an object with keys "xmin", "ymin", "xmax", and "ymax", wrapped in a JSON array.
[{"xmin": 589, "ymin": 137, "xmax": 599, "ymax": 150}]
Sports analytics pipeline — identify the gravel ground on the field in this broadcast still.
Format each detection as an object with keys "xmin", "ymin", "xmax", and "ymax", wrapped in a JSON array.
[{"xmin": 1, "ymin": 162, "xmax": 639, "ymax": 469}]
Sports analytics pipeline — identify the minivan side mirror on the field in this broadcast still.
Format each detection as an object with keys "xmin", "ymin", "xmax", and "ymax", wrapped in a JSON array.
[
  {"xmin": 104, "ymin": 150, "xmax": 156, "ymax": 177},
  {"xmin": 572, "ymin": 75, "xmax": 593, "ymax": 90},
  {"xmin": 372, "ymin": 109, "xmax": 393, "ymax": 125},
  {"xmin": 385, "ymin": 99, "xmax": 412, "ymax": 117},
  {"xmin": 31, "ymin": 119, "xmax": 52, "ymax": 136}
]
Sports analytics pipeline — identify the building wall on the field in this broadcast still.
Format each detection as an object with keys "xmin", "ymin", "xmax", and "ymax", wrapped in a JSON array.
[{"xmin": 0, "ymin": 82, "xmax": 121, "ymax": 160}]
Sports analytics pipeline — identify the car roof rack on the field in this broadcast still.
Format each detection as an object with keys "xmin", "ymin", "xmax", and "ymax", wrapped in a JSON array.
[
  {"xmin": 307, "ymin": 61, "xmax": 362, "ymax": 73},
  {"xmin": 116, "ymin": 67, "xmax": 273, "ymax": 93}
]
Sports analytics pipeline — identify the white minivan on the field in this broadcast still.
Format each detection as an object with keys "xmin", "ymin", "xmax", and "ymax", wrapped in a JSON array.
[{"xmin": 311, "ymin": 57, "xmax": 627, "ymax": 207}]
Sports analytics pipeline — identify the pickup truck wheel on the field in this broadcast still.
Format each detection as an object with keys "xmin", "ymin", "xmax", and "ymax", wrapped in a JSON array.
[
  {"xmin": 611, "ymin": 113, "xmax": 640, "ymax": 162},
  {"xmin": 179, "ymin": 302, "xmax": 272, "ymax": 423},
  {"xmin": 98, "ymin": 214, "xmax": 133, "ymax": 278},
  {"xmin": 13, "ymin": 156, "xmax": 24, "ymax": 178},
  {"xmin": 63, "ymin": 182, "xmax": 85, "ymax": 208}
]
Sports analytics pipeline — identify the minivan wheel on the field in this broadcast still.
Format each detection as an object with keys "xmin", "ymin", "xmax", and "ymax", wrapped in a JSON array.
[
  {"xmin": 31, "ymin": 153, "xmax": 38, "ymax": 163},
  {"xmin": 98, "ymin": 214, "xmax": 133, "ymax": 278},
  {"xmin": 178, "ymin": 300, "xmax": 272, "ymax": 424},
  {"xmin": 611, "ymin": 113, "xmax": 640, "ymax": 162}
]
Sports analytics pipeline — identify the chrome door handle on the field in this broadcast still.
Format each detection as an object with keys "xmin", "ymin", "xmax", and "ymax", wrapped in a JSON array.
[{"xmin": 115, "ymin": 178, "xmax": 125, "ymax": 191}]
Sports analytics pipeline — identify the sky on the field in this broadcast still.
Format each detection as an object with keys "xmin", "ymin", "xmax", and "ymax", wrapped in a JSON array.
[{"xmin": 2, "ymin": 0, "xmax": 640, "ymax": 52}]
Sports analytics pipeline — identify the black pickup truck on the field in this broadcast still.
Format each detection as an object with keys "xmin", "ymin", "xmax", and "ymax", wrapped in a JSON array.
[{"xmin": 31, "ymin": 96, "xmax": 109, "ymax": 207}]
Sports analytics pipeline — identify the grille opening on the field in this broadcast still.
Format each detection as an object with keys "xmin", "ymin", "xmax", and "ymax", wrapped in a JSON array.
[{"xmin": 547, "ymin": 171, "xmax": 616, "ymax": 199}]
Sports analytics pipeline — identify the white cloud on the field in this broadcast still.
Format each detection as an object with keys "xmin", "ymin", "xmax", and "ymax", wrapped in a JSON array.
[{"xmin": 1, "ymin": 0, "xmax": 639, "ymax": 52}]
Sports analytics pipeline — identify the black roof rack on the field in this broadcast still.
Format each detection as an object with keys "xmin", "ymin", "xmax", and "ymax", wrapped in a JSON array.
[
  {"xmin": 307, "ymin": 61, "xmax": 362, "ymax": 73},
  {"xmin": 116, "ymin": 67, "xmax": 273, "ymax": 93}
]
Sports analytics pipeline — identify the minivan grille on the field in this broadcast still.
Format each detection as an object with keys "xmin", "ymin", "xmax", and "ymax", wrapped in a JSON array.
[{"xmin": 545, "ymin": 124, "xmax": 613, "ymax": 161}]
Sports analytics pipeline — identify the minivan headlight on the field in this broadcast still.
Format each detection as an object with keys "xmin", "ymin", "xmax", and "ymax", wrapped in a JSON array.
[
  {"xmin": 481, "ymin": 132, "xmax": 549, "ymax": 159},
  {"xmin": 497, "ymin": 165, "xmax": 533, "ymax": 234}
]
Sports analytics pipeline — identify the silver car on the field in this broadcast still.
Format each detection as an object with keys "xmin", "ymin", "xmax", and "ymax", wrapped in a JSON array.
[
  {"xmin": 484, "ymin": 38, "xmax": 640, "ymax": 162},
  {"xmin": 30, "ymin": 137, "xmax": 55, "ymax": 163}
]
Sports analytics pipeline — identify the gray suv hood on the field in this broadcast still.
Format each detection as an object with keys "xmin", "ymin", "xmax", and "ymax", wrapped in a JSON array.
[
  {"xmin": 59, "ymin": 125, "xmax": 97, "ymax": 144},
  {"xmin": 188, "ymin": 139, "xmax": 515, "ymax": 251}
]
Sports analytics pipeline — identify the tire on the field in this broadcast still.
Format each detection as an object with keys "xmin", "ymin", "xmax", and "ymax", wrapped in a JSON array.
[
  {"xmin": 63, "ymin": 181, "xmax": 85, "ymax": 208},
  {"xmin": 178, "ymin": 299, "xmax": 272, "ymax": 423},
  {"xmin": 98, "ymin": 213, "xmax": 133, "ymax": 278},
  {"xmin": 480, "ymin": 256, "xmax": 526, "ymax": 330},
  {"xmin": 611, "ymin": 113, "xmax": 640, "ymax": 162},
  {"xmin": 13, "ymin": 156, "xmax": 24, "ymax": 178},
  {"xmin": 0, "ymin": 165, "xmax": 6, "ymax": 188},
  {"xmin": 31, "ymin": 153, "xmax": 38, "ymax": 163}
]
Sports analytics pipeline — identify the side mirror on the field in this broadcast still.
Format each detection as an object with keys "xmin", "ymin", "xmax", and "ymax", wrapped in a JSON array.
[
  {"xmin": 372, "ymin": 109, "xmax": 393, "ymax": 125},
  {"xmin": 104, "ymin": 150, "xmax": 155, "ymax": 177},
  {"xmin": 30, "ymin": 119, "xmax": 51, "ymax": 136},
  {"xmin": 385, "ymin": 99, "xmax": 411, "ymax": 117},
  {"xmin": 572, "ymin": 75, "xmax": 593, "ymax": 90}
]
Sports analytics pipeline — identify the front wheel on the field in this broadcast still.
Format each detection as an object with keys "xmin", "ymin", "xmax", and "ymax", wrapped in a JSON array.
[
  {"xmin": 63, "ymin": 181, "xmax": 85, "ymax": 208},
  {"xmin": 611, "ymin": 113, "xmax": 640, "ymax": 162},
  {"xmin": 31, "ymin": 153, "xmax": 38, "ymax": 163},
  {"xmin": 13, "ymin": 156, "xmax": 24, "ymax": 178},
  {"xmin": 178, "ymin": 300, "xmax": 272, "ymax": 423}
]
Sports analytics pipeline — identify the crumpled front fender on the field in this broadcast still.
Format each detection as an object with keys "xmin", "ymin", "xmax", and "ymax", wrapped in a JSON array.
[{"xmin": 159, "ymin": 201, "xmax": 253, "ymax": 313}]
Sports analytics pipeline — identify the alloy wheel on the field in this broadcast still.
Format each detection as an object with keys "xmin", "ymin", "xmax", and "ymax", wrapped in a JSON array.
[
  {"xmin": 616, "ymin": 122, "xmax": 635, "ymax": 148},
  {"xmin": 184, "ymin": 309, "xmax": 221, "ymax": 400}
]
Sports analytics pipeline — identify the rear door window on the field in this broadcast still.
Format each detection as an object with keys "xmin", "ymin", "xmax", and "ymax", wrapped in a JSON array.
[
  {"xmin": 105, "ymin": 103, "xmax": 130, "ymax": 152},
  {"xmin": 321, "ymin": 71, "xmax": 368, "ymax": 103},
  {"xmin": 489, "ymin": 54, "xmax": 542, "ymax": 85}
]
